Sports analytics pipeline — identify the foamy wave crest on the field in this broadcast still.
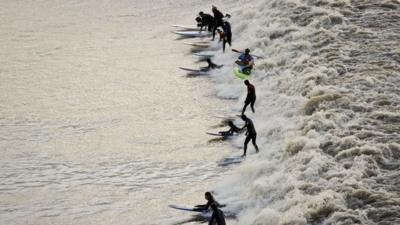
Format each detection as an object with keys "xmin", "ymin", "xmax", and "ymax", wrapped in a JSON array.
[{"xmin": 209, "ymin": 0, "xmax": 400, "ymax": 224}]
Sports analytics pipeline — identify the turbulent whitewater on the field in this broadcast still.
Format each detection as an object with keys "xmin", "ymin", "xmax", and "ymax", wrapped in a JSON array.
[{"xmin": 208, "ymin": 0, "xmax": 400, "ymax": 224}]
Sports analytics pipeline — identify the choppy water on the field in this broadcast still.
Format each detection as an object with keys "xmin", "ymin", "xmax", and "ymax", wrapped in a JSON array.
[{"xmin": 204, "ymin": 0, "xmax": 400, "ymax": 224}]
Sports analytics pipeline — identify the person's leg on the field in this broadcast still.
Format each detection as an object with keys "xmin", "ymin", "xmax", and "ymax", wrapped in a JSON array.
[
  {"xmin": 212, "ymin": 22, "xmax": 218, "ymax": 40},
  {"xmin": 243, "ymin": 135, "xmax": 251, "ymax": 156},
  {"xmin": 242, "ymin": 101, "xmax": 250, "ymax": 114},
  {"xmin": 227, "ymin": 34, "xmax": 232, "ymax": 46},
  {"xmin": 250, "ymin": 98, "xmax": 256, "ymax": 113},
  {"xmin": 212, "ymin": 20, "xmax": 223, "ymax": 40},
  {"xmin": 209, "ymin": 212, "xmax": 216, "ymax": 225},
  {"xmin": 252, "ymin": 134, "xmax": 259, "ymax": 152},
  {"xmin": 222, "ymin": 39, "xmax": 226, "ymax": 52}
]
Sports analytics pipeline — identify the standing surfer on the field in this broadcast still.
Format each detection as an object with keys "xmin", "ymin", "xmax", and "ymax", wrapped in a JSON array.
[
  {"xmin": 242, "ymin": 80, "xmax": 256, "ymax": 114},
  {"xmin": 222, "ymin": 19, "xmax": 232, "ymax": 52},
  {"xmin": 211, "ymin": 6, "xmax": 224, "ymax": 41},
  {"xmin": 241, "ymin": 114, "xmax": 259, "ymax": 157}
]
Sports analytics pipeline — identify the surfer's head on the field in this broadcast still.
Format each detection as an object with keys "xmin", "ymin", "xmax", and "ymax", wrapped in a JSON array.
[
  {"xmin": 244, "ymin": 80, "xmax": 250, "ymax": 85},
  {"xmin": 241, "ymin": 114, "xmax": 247, "ymax": 121},
  {"xmin": 204, "ymin": 192, "xmax": 212, "ymax": 200},
  {"xmin": 199, "ymin": 11, "xmax": 204, "ymax": 16},
  {"xmin": 228, "ymin": 121, "xmax": 234, "ymax": 127},
  {"xmin": 245, "ymin": 48, "xmax": 250, "ymax": 54}
]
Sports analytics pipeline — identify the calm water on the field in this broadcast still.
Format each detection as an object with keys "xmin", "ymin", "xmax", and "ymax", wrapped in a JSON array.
[{"xmin": 0, "ymin": 0, "xmax": 233, "ymax": 224}]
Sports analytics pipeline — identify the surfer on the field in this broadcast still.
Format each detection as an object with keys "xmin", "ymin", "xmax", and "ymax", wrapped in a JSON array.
[
  {"xmin": 211, "ymin": 6, "xmax": 224, "ymax": 41},
  {"xmin": 242, "ymin": 80, "xmax": 256, "ymax": 114},
  {"xmin": 204, "ymin": 58, "xmax": 222, "ymax": 70},
  {"xmin": 222, "ymin": 20, "xmax": 232, "ymax": 52},
  {"xmin": 235, "ymin": 48, "xmax": 254, "ymax": 74},
  {"xmin": 241, "ymin": 114, "xmax": 259, "ymax": 157},
  {"xmin": 219, "ymin": 121, "xmax": 241, "ymax": 136},
  {"xmin": 198, "ymin": 12, "xmax": 214, "ymax": 32},
  {"xmin": 195, "ymin": 192, "xmax": 226, "ymax": 225}
]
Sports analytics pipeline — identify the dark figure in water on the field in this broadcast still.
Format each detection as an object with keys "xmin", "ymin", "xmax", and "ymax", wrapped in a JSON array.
[
  {"xmin": 211, "ymin": 6, "xmax": 224, "ymax": 40},
  {"xmin": 219, "ymin": 121, "xmax": 241, "ymax": 136},
  {"xmin": 198, "ymin": 12, "xmax": 214, "ymax": 32},
  {"xmin": 205, "ymin": 58, "xmax": 222, "ymax": 69},
  {"xmin": 236, "ymin": 48, "xmax": 254, "ymax": 74},
  {"xmin": 222, "ymin": 20, "xmax": 232, "ymax": 52},
  {"xmin": 242, "ymin": 80, "xmax": 256, "ymax": 114},
  {"xmin": 195, "ymin": 192, "xmax": 226, "ymax": 225},
  {"xmin": 241, "ymin": 114, "xmax": 259, "ymax": 157}
]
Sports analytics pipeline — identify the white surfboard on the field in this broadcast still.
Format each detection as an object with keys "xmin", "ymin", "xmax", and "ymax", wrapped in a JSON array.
[
  {"xmin": 172, "ymin": 25, "xmax": 200, "ymax": 31},
  {"xmin": 184, "ymin": 42, "xmax": 211, "ymax": 48},
  {"xmin": 173, "ymin": 31, "xmax": 212, "ymax": 38}
]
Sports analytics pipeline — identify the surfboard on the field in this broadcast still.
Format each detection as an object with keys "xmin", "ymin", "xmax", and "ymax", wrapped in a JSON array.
[
  {"xmin": 173, "ymin": 31, "xmax": 212, "ymax": 38},
  {"xmin": 169, "ymin": 204, "xmax": 198, "ymax": 212},
  {"xmin": 193, "ymin": 53, "xmax": 215, "ymax": 58},
  {"xmin": 206, "ymin": 132, "xmax": 238, "ymax": 137},
  {"xmin": 234, "ymin": 68, "xmax": 250, "ymax": 80},
  {"xmin": 179, "ymin": 67, "xmax": 209, "ymax": 72},
  {"xmin": 206, "ymin": 132, "xmax": 225, "ymax": 137},
  {"xmin": 185, "ymin": 42, "xmax": 211, "ymax": 48},
  {"xmin": 217, "ymin": 156, "xmax": 245, "ymax": 166},
  {"xmin": 172, "ymin": 25, "xmax": 201, "ymax": 31},
  {"xmin": 169, "ymin": 204, "xmax": 212, "ymax": 219},
  {"xmin": 187, "ymin": 71, "xmax": 210, "ymax": 76}
]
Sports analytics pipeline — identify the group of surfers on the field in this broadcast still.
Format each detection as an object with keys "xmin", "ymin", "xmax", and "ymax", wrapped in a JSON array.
[{"xmin": 183, "ymin": 6, "xmax": 261, "ymax": 225}]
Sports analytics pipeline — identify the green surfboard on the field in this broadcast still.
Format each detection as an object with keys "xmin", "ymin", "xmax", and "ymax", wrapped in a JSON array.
[{"xmin": 234, "ymin": 68, "xmax": 250, "ymax": 80}]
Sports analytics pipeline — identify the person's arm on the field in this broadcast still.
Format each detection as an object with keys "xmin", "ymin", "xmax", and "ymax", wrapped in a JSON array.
[
  {"xmin": 195, "ymin": 200, "xmax": 211, "ymax": 211},
  {"xmin": 194, "ymin": 204, "xmax": 207, "ymax": 211},
  {"xmin": 242, "ymin": 121, "xmax": 248, "ymax": 134}
]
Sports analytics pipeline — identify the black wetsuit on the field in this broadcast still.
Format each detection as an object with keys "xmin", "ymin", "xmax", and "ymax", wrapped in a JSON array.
[
  {"xmin": 195, "ymin": 199, "xmax": 226, "ymax": 225},
  {"xmin": 243, "ymin": 117, "xmax": 259, "ymax": 156},
  {"xmin": 200, "ymin": 14, "xmax": 214, "ymax": 32},
  {"xmin": 212, "ymin": 8, "xmax": 224, "ymax": 40},
  {"xmin": 222, "ymin": 21, "xmax": 232, "ymax": 52},
  {"xmin": 242, "ymin": 83, "xmax": 256, "ymax": 114},
  {"xmin": 220, "ymin": 123, "xmax": 241, "ymax": 136}
]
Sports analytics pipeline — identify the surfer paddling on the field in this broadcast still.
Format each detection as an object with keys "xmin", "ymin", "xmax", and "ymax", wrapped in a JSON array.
[
  {"xmin": 195, "ymin": 192, "xmax": 226, "ymax": 225},
  {"xmin": 241, "ymin": 114, "xmax": 259, "ymax": 157}
]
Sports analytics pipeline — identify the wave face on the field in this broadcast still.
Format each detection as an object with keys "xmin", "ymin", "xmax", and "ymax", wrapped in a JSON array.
[{"xmin": 212, "ymin": 0, "xmax": 400, "ymax": 224}]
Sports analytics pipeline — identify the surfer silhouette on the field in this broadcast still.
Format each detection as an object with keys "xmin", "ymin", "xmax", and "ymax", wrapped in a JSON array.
[
  {"xmin": 242, "ymin": 80, "xmax": 256, "ymax": 114},
  {"xmin": 241, "ymin": 114, "xmax": 259, "ymax": 157},
  {"xmin": 195, "ymin": 192, "xmax": 226, "ymax": 225}
]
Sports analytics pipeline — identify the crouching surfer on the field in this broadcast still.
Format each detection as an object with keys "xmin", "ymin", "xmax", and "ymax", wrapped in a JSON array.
[
  {"xmin": 195, "ymin": 192, "xmax": 226, "ymax": 225},
  {"xmin": 219, "ymin": 121, "xmax": 241, "ymax": 136}
]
